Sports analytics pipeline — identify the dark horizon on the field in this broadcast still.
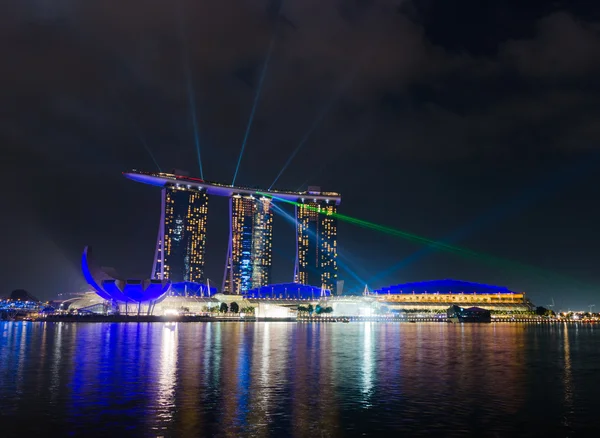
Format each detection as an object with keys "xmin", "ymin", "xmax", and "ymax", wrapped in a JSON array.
[{"xmin": 3, "ymin": 1, "xmax": 600, "ymax": 310}]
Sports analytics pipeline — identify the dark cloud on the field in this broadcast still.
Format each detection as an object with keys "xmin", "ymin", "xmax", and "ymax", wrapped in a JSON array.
[
  {"xmin": 501, "ymin": 12, "xmax": 600, "ymax": 79},
  {"xmin": 2, "ymin": 1, "xmax": 600, "ymax": 308}
]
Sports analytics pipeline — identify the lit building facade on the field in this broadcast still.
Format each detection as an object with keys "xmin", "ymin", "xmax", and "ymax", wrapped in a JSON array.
[
  {"xmin": 124, "ymin": 170, "xmax": 341, "ymax": 293},
  {"xmin": 373, "ymin": 279, "xmax": 532, "ymax": 311},
  {"xmin": 295, "ymin": 193, "xmax": 338, "ymax": 294},
  {"xmin": 245, "ymin": 283, "xmax": 331, "ymax": 300},
  {"xmin": 153, "ymin": 185, "xmax": 209, "ymax": 283},
  {"xmin": 223, "ymin": 195, "xmax": 273, "ymax": 294}
]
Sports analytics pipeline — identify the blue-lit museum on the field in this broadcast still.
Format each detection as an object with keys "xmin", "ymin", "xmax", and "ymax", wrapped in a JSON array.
[
  {"xmin": 82, "ymin": 246, "xmax": 171, "ymax": 305},
  {"xmin": 82, "ymin": 246, "xmax": 219, "ymax": 314}
]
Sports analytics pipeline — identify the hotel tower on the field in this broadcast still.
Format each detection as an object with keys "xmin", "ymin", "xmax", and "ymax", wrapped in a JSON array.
[
  {"xmin": 123, "ymin": 171, "xmax": 339, "ymax": 293},
  {"xmin": 152, "ymin": 185, "xmax": 209, "ymax": 283},
  {"xmin": 222, "ymin": 195, "xmax": 273, "ymax": 294},
  {"xmin": 294, "ymin": 188, "xmax": 338, "ymax": 294}
]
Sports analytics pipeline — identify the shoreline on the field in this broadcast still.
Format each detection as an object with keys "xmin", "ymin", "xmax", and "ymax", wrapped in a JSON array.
[{"xmin": 2, "ymin": 315, "xmax": 594, "ymax": 324}]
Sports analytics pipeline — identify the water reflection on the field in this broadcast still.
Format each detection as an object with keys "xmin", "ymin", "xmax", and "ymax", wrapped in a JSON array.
[
  {"xmin": 361, "ymin": 322, "xmax": 374, "ymax": 405},
  {"xmin": 0, "ymin": 322, "xmax": 599, "ymax": 437},
  {"xmin": 246, "ymin": 323, "xmax": 276, "ymax": 437},
  {"xmin": 562, "ymin": 323, "xmax": 573, "ymax": 430},
  {"xmin": 50, "ymin": 322, "xmax": 64, "ymax": 402},
  {"xmin": 155, "ymin": 324, "xmax": 178, "ymax": 429},
  {"xmin": 15, "ymin": 322, "xmax": 27, "ymax": 398}
]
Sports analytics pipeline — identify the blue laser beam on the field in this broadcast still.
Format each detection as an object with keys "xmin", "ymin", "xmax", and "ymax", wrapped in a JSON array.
[
  {"xmin": 138, "ymin": 134, "xmax": 162, "ymax": 172},
  {"xmin": 105, "ymin": 86, "xmax": 163, "ymax": 172},
  {"xmin": 231, "ymin": 33, "xmax": 277, "ymax": 186},
  {"xmin": 122, "ymin": 110, "xmax": 162, "ymax": 172},
  {"xmin": 176, "ymin": 0, "xmax": 204, "ymax": 179},
  {"xmin": 269, "ymin": 73, "xmax": 357, "ymax": 190},
  {"xmin": 271, "ymin": 202, "xmax": 366, "ymax": 286},
  {"xmin": 184, "ymin": 59, "xmax": 204, "ymax": 180},
  {"xmin": 366, "ymin": 151, "xmax": 600, "ymax": 286},
  {"xmin": 268, "ymin": 102, "xmax": 334, "ymax": 190},
  {"xmin": 295, "ymin": 116, "xmax": 374, "ymax": 191},
  {"xmin": 295, "ymin": 163, "xmax": 326, "ymax": 191}
]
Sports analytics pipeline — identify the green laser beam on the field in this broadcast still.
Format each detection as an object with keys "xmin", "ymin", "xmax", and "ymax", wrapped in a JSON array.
[{"xmin": 259, "ymin": 192, "xmax": 594, "ymax": 291}]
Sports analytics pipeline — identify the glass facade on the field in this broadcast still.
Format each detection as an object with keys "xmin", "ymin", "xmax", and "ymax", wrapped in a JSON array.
[
  {"xmin": 153, "ymin": 185, "xmax": 209, "ymax": 283},
  {"xmin": 245, "ymin": 283, "xmax": 331, "ymax": 299},
  {"xmin": 223, "ymin": 195, "xmax": 273, "ymax": 294},
  {"xmin": 168, "ymin": 282, "xmax": 217, "ymax": 297},
  {"xmin": 295, "ymin": 200, "xmax": 338, "ymax": 294}
]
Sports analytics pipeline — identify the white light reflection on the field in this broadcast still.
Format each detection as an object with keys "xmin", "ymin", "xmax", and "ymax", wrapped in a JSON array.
[
  {"xmin": 362, "ymin": 322, "xmax": 375, "ymax": 406},
  {"xmin": 15, "ymin": 322, "xmax": 27, "ymax": 398},
  {"xmin": 37, "ymin": 323, "xmax": 48, "ymax": 394},
  {"xmin": 203, "ymin": 322, "xmax": 212, "ymax": 372},
  {"xmin": 156, "ymin": 324, "xmax": 178, "ymax": 427},
  {"xmin": 260, "ymin": 322, "xmax": 271, "ymax": 409},
  {"xmin": 50, "ymin": 322, "xmax": 64, "ymax": 403},
  {"xmin": 562, "ymin": 323, "xmax": 573, "ymax": 429},
  {"xmin": 211, "ymin": 323, "xmax": 222, "ymax": 387}
]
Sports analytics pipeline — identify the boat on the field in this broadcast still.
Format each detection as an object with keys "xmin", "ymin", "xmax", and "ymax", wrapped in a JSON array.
[{"xmin": 447, "ymin": 305, "xmax": 491, "ymax": 323}]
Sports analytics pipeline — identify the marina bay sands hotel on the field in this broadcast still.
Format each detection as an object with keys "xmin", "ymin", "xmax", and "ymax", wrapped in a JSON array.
[{"xmin": 124, "ymin": 170, "xmax": 341, "ymax": 295}]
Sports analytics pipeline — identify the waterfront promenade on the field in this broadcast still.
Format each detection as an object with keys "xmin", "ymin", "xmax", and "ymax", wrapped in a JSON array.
[{"xmin": 29, "ymin": 314, "xmax": 597, "ymax": 324}]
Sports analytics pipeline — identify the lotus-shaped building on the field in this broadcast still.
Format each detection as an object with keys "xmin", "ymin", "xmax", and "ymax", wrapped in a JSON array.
[{"xmin": 81, "ymin": 246, "xmax": 171, "ymax": 307}]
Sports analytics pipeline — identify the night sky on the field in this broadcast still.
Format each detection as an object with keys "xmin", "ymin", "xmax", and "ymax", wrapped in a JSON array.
[{"xmin": 2, "ymin": 1, "xmax": 600, "ymax": 309}]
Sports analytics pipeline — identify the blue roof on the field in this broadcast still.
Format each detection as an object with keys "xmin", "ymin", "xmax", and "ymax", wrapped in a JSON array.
[{"xmin": 373, "ymin": 279, "xmax": 519, "ymax": 295}]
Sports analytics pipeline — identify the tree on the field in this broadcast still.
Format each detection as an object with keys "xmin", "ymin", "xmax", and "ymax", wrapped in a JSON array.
[
  {"xmin": 536, "ymin": 306, "xmax": 556, "ymax": 317},
  {"xmin": 219, "ymin": 302, "xmax": 229, "ymax": 313},
  {"xmin": 230, "ymin": 302, "xmax": 239, "ymax": 314},
  {"xmin": 307, "ymin": 304, "xmax": 314, "ymax": 315}
]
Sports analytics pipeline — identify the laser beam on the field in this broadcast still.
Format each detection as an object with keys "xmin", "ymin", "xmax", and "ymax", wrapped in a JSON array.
[
  {"xmin": 295, "ymin": 117, "xmax": 374, "ymax": 191},
  {"xmin": 121, "ymin": 112, "xmax": 163, "ymax": 172},
  {"xmin": 232, "ymin": 33, "xmax": 278, "ymax": 186},
  {"xmin": 271, "ymin": 202, "xmax": 366, "ymax": 286},
  {"xmin": 106, "ymin": 86, "xmax": 163, "ymax": 172},
  {"xmin": 364, "ymin": 152, "xmax": 600, "ymax": 286},
  {"xmin": 185, "ymin": 59, "xmax": 204, "ymax": 180},
  {"xmin": 259, "ymin": 192, "xmax": 593, "ymax": 289},
  {"xmin": 176, "ymin": 0, "xmax": 204, "ymax": 179},
  {"xmin": 138, "ymin": 134, "xmax": 162, "ymax": 172},
  {"xmin": 269, "ymin": 73, "xmax": 356, "ymax": 190}
]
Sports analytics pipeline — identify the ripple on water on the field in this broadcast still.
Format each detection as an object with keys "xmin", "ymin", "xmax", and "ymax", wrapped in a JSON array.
[{"xmin": 0, "ymin": 322, "xmax": 598, "ymax": 437}]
